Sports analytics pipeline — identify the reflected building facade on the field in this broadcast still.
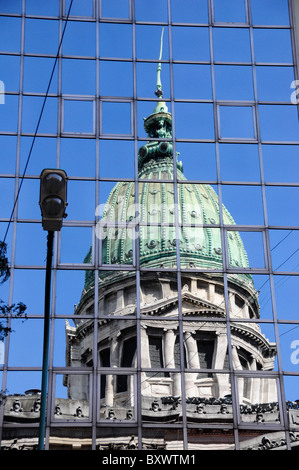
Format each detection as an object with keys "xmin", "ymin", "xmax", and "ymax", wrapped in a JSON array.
[
  {"xmin": 1, "ymin": 0, "xmax": 299, "ymax": 452},
  {"xmin": 1, "ymin": 61, "xmax": 289, "ymax": 451},
  {"xmin": 66, "ymin": 88, "xmax": 277, "ymax": 414}
]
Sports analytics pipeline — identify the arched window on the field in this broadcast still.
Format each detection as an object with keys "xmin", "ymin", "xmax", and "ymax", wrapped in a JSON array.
[
  {"xmin": 117, "ymin": 336, "xmax": 136, "ymax": 392},
  {"xmin": 99, "ymin": 347, "xmax": 110, "ymax": 398}
]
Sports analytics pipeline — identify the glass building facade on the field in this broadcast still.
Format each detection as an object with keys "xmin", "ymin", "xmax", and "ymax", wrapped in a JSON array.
[{"xmin": 0, "ymin": 0, "xmax": 299, "ymax": 451}]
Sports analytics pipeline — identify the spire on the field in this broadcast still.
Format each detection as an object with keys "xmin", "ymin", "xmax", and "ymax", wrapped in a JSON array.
[
  {"xmin": 142, "ymin": 27, "xmax": 172, "ymax": 138},
  {"xmin": 138, "ymin": 28, "xmax": 179, "ymax": 173},
  {"xmin": 155, "ymin": 27, "xmax": 164, "ymax": 97},
  {"xmin": 153, "ymin": 27, "xmax": 168, "ymax": 114}
]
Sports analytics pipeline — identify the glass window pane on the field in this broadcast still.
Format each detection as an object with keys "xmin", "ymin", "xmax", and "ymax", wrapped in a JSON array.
[
  {"xmin": 274, "ymin": 275, "xmax": 299, "ymax": 321},
  {"xmin": 53, "ymin": 319, "xmax": 72, "ymax": 367},
  {"xmin": 136, "ymin": 25, "xmax": 169, "ymax": 61},
  {"xmin": 284, "ymin": 376, "xmax": 299, "ymax": 404},
  {"xmin": 63, "ymin": 20, "xmax": 96, "ymax": 56},
  {"xmin": 135, "ymin": 0, "xmax": 168, "ymax": 22},
  {"xmin": 62, "ymin": 59, "xmax": 96, "ymax": 95},
  {"xmin": 262, "ymin": 145, "xmax": 299, "ymax": 183},
  {"xmin": 228, "ymin": 230, "xmax": 265, "ymax": 269},
  {"xmin": 66, "ymin": 180, "xmax": 95, "ymax": 220},
  {"xmin": 222, "ymin": 185, "xmax": 264, "ymax": 225},
  {"xmin": 0, "ymin": 177, "xmax": 16, "ymax": 218},
  {"xmin": 8, "ymin": 319, "xmax": 44, "ymax": 367},
  {"xmin": 172, "ymin": 26, "xmax": 210, "ymax": 61},
  {"xmin": 178, "ymin": 183, "xmax": 220, "ymax": 225},
  {"xmin": 266, "ymin": 186, "xmax": 299, "ymax": 227},
  {"xmin": 187, "ymin": 427, "xmax": 235, "ymax": 450},
  {"xmin": 101, "ymin": 0, "xmax": 130, "ymax": 18},
  {"xmin": 12, "ymin": 269, "xmax": 45, "ymax": 315},
  {"xmin": 0, "ymin": 95, "xmax": 19, "ymax": 132},
  {"xmin": 256, "ymin": 66, "xmax": 295, "ymax": 101},
  {"xmin": 98, "ymin": 373, "xmax": 136, "ymax": 421},
  {"xmin": 63, "ymin": 100, "xmax": 94, "ymax": 134},
  {"xmin": 16, "ymin": 178, "xmax": 41, "ymax": 219},
  {"xmin": 269, "ymin": 229, "xmax": 299, "ymax": 273},
  {"xmin": 173, "ymin": 64, "xmax": 212, "ymax": 99},
  {"xmin": 259, "ymin": 105, "xmax": 299, "ymax": 141},
  {"xmin": 0, "ymin": 0, "xmax": 22, "ymax": 14},
  {"xmin": 176, "ymin": 142, "xmax": 217, "ymax": 181},
  {"xmin": 60, "ymin": 226, "xmax": 93, "ymax": 264},
  {"xmin": 213, "ymin": 28, "xmax": 251, "ymax": 62},
  {"xmin": 99, "ymin": 23, "xmax": 132, "ymax": 59},
  {"xmin": 253, "ymin": 29, "xmax": 293, "ymax": 63},
  {"xmin": 15, "ymin": 223, "xmax": 46, "ymax": 265},
  {"xmin": 60, "ymin": 137, "xmax": 95, "ymax": 177},
  {"xmin": 237, "ymin": 377, "xmax": 279, "ymax": 421},
  {"xmin": 279, "ymin": 326, "xmax": 299, "ymax": 371},
  {"xmin": 101, "ymin": 102, "xmax": 131, "ymax": 135},
  {"xmin": 137, "ymin": 62, "xmax": 170, "ymax": 99},
  {"xmin": 0, "ymin": 55, "xmax": 20, "ymax": 92},
  {"xmin": 100, "ymin": 61, "xmax": 133, "ymax": 97},
  {"xmin": 219, "ymin": 106, "xmax": 256, "ymax": 139},
  {"xmin": 6, "ymin": 371, "xmax": 42, "ymax": 397},
  {"xmin": 215, "ymin": 65, "xmax": 254, "ymax": 101},
  {"xmin": 0, "ymin": 136, "xmax": 17, "ymax": 174},
  {"xmin": 26, "ymin": 0, "xmax": 59, "ymax": 15},
  {"xmin": 95, "ymin": 428, "xmax": 138, "ymax": 449},
  {"xmin": 214, "ymin": 0, "xmax": 247, "ymax": 23},
  {"xmin": 55, "ymin": 270, "xmax": 88, "ymax": 316},
  {"xmin": 22, "ymin": 96, "xmax": 58, "ymax": 134},
  {"xmin": 20, "ymin": 136, "xmax": 57, "ymax": 176},
  {"xmin": 0, "ymin": 17, "xmax": 21, "ymax": 52},
  {"xmin": 180, "ymin": 228, "xmax": 223, "ymax": 269},
  {"xmin": 251, "ymin": 0, "xmax": 290, "ymax": 26},
  {"xmin": 219, "ymin": 144, "xmax": 260, "ymax": 182},
  {"xmin": 99, "ymin": 140, "xmax": 134, "ymax": 179},
  {"xmin": 54, "ymin": 373, "xmax": 91, "ymax": 418},
  {"xmin": 25, "ymin": 19, "xmax": 59, "ymax": 55},
  {"xmin": 99, "ymin": 181, "xmax": 117, "ymax": 208},
  {"xmin": 65, "ymin": 0, "xmax": 93, "ymax": 17},
  {"xmin": 175, "ymin": 103, "xmax": 214, "ymax": 139},
  {"xmin": 23, "ymin": 57, "xmax": 58, "ymax": 94},
  {"xmin": 171, "ymin": 0, "xmax": 209, "ymax": 23},
  {"xmin": 252, "ymin": 274, "xmax": 273, "ymax": 320}
]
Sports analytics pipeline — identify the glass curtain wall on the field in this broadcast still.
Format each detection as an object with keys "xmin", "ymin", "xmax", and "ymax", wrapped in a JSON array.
[{"xmin": 0, "ymin": 0, "xmax": 299, "ymax": 451}]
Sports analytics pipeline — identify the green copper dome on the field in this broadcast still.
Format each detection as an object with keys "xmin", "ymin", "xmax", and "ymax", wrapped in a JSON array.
[
  {"xmin": 98, "ymin": 143, "xmax": 249, "ymax": 272},
  {"xmin": 83, "ymin": 34, "xmax": 252, "ymax": 294}
]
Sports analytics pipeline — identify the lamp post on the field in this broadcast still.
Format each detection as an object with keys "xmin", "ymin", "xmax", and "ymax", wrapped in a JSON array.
[{"xmin": 38, "ymin": 169, "xmax": 67, "ymax": 450}]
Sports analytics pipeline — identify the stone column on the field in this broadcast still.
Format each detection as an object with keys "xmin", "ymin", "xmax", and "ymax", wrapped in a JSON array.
[
  {"xmin": 164, "ymin": 328, "xmax": 180, "ymax": 396},
  {"xmin": 190, "ymin": 278, "xmax": 197, "ymax": 295},
  {"xmin": 243, "ymin": 303, "xmax": 250, "ymax": 319},
  {"xmin": 214, "ymin": 331, "xmax": 230, "ymax": 398},
  {"xmin": 250, "ymin": 356, "xmax": 260, "ymax": 404},
  {"xmin": 140, "ymin": 325, "xmax": 151, "ymax": 368},
  {"xmin": 161, "ymin": 280, "xmax": 171, "ymax": 298},
  {"xmin": 184, "ymin": 331, "xmax": 200, "ymax": 397},
  {"xmin": 228, "ymin": 292, "xmax": 235, "ymax": 316},
  {"xmin": 184, "ymin": 331, "xmax": 200, "ymax": 369},
  {"xmin": 164, "ymin": 328, "xmax": 176, "ymax": 368},
  {"xmin": 105, "ymin": 335, "xmax": 119, "ymax": 407},
  {"xmin": 116, "ymin": 289, "xmax": 124, "ymax": 311},
  {"xmin": 140, "ymin": 325, "xmax": 151, "ymax": 396},
  {"xmin": 231, "ymin": 345, "xmax": 244, "ymax": 403},
  {"xmin": 208, "ymin": 283, "xmax": 215, "ymax": 303}
]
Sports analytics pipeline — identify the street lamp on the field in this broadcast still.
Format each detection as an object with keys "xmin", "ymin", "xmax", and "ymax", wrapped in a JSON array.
[
  {"xmin": 39, "ymin": 169, "xmax": 68, "ymax": 231},
  {"xmin": 38, "ymin": 169, "xmax": 67, "ymax": 450}
]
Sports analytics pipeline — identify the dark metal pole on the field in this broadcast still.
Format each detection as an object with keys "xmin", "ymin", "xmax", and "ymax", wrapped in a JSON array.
[{"xmin": 38, "ymin": 230, "xmax": 54, "ymax": 450}]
